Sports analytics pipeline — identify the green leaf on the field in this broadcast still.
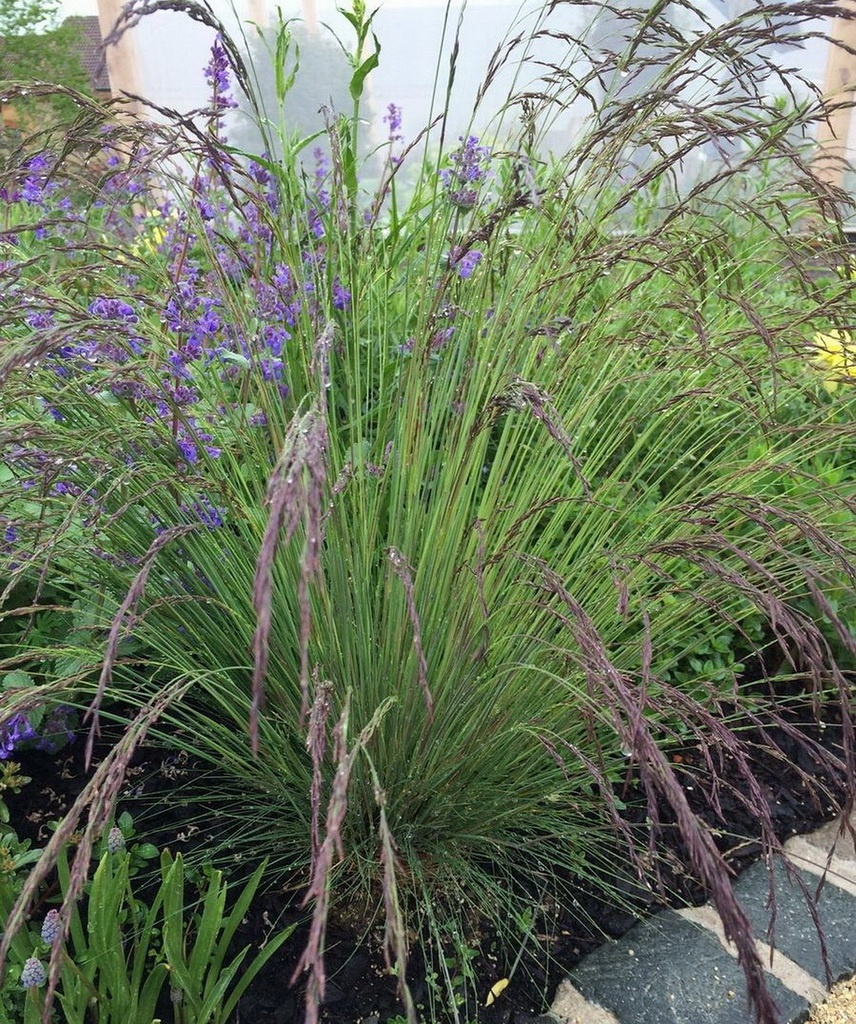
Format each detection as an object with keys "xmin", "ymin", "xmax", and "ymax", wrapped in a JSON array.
[
  {"xmin": 2, "ymin": 671, "xmax": 34, "ymax": 689},
  {"xmin": 348, "ymin": 39, "xmax": 379, "ymax": 101},
  {"xmin": 188, "ymin": 868, "xmax": 228, "ymax": 987}
]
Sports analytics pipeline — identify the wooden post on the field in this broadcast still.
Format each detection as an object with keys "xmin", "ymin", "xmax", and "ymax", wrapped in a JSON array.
[
  {"xmin": 815, "ymin": 2, "xmax": 856, "ymax": 188},
  {"xmin": 96, "ymin": 0, "xmax": 145, "ymax": 120}
]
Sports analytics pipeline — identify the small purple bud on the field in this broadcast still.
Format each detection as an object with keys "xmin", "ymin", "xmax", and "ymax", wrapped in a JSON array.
[
  {"xmin": 21, "ymin": 957, "xmax": 47, "ymax": 989},
  {"xmin": 40, "ymin": 909, "xmax": 62, "ymax": 944},
  {"xmin": 107, "ymin": 826, "xmax": 126, "ymax": 853}
]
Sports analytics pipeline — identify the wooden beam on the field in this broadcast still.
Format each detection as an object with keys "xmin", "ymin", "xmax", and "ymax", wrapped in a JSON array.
[
  {"xmin": 815, "ymin": 2, "xmax": 856, "ymax": 187},
  {"xmin": 96, "ymin": 0, "xmax": 145, "ymax": 120}
]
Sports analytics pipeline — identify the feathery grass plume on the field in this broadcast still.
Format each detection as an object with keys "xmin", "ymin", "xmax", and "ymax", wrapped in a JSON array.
[
  {"xmin": 252, "ymin": 393, "xmax": 329, "ymax": 744},
  {"xmin": 292, "ymin": 696, "xmax": 396, "ymax": 1024},
  {"xmin": 527, "ymin": 556, "xmax": 784, "ymax": 1023},
  {"xmin": 2, "ymin": 0, "xmax": 856, "ymax": 1021},
  {"xmin": 367, "ymin": 754, "xmax": 419, "ymax": 1024},
  {"xmin": 306, "ymin": 670, "xmax": 333, "ymax": 866}
]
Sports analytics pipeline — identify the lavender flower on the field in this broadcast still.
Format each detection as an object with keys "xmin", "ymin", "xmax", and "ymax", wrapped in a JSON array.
[
  {"xmin": 21, "ymin": 958, "xmax": 47, "ymax": 989},
  {"xmin": 450, "ymin": 247, "xmax": 483, "ymax": 279},
  {"xmin": 0, "ymin": 715, "xmax": 37, "ymax": 759},
  {"xmin": 248, "ymin": 158, "xmax": 272, "ymax": 186},
  {"xmin": 441, "ymin": 135, "xmax": 491, "ymax": 209},
  {"xmin": 37, "ymin": 706, "xmax": 76, "ymax": 753},
  {"xmin": 180, "ymin": 497, "xmax": 225, "ymax": 529},
  {"xmin": 176, "ymin": 439, "xmax": 198, "ymax": 464},
  {"xmin": 25, "ymin": 311, "xmax": 54, "ymax": 330},
  {"xmin": 88, "ymin": 297, "xmax": 138, "ymax": 323},
  {"xmin": 21, "ymin": 177, "xmax": 44, "ymax": 205},
  {"xmin": 332, "ymin": 278, "xmax": 351, "ymax": 310},
  {"xmin": 204, "ymin": 36, "xmax": 238, "ymax": 113},
  {"xmin": 384, "ymin": 103, "xmax": 403, "ymax": 144}
]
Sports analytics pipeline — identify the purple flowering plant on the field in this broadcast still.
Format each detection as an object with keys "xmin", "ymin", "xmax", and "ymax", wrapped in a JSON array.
[{"xmin": 2, "ymin": 6, "xmax": 856, "ymax": 1024}]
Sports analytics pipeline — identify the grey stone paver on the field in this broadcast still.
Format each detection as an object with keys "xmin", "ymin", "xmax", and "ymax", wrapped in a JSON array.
[
  {"xmin": 732, "ymin": 859, "xmax": 856, "ymax": 986},
  {"xmin": 565, "ymin": 910, "xmax": 808, "ymax": 1024},
  {"xmin": 550, "ymin": 813, "xmax": 856, "ymax": 1024}
]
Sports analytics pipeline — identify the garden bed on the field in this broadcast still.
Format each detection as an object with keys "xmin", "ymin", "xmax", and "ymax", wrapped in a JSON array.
[{"xmin": 7, "ymin": 690, "xmax": 848, "ymax": 1023}]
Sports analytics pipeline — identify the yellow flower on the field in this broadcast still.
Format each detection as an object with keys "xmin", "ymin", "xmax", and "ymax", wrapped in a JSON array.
[{"xmin": 812, "ymin": 329, "xmax": 856, "ymax": 392}]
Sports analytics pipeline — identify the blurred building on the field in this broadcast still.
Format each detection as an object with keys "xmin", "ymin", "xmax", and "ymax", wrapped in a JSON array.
[{"xmin": 4, "ymin": 0, "xmax": 850, "ymax": 176}]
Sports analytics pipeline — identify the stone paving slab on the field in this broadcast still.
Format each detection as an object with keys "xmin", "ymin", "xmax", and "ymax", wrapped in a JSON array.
[
  {"xmin": 732, "ymin": 860, "xmax": 856, "ymax": 985},
  {"xmin": 551, "ymin": 812, "xmax": 856, "ymax": 1024},
  {"xmin": 564, "ymin": 910, "xmax": 808, "ymax": 1024}
]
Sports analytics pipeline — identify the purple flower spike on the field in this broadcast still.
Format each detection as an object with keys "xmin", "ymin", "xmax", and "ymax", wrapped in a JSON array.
[
  {"xmin": 384, "ymin": 103, "xmax": 403, "ymax": 143},
  {"xmin": 204, "ymin": 35, "xmax": 238, "ymax": 112},
  {"xmin": 441, "ymin": 135, "xmax": 491, "ymax": 209},
  {"xmin": 88, "ymin": 297, "xmax": 138, "ymax": 324},
  {"xmin": 0, "ymin": 714, "xmax": 37, "ymax": 759},
  {"xmin": 21, "ymin": 958, "xmax": 47, "ymax": 989},
  {"xmin": 26, "ymin": 311, "xmax": 54, "ymax": 330},
  {"xmin": 450, "ymin": 247, "xmax": 483, "ymax": 279},
  {"xmin": 176, "ymin": 439, "xmax": 198, "ymax": 464},
  {"xmin": 332, "ymin": 279, "xmax": 351, "ymax": 310}
]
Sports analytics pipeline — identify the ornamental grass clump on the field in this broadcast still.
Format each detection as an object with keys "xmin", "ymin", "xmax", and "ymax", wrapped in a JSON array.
[{"xmin": 1, "ymin": 1, "xmax": 856, "ymax": 1022}]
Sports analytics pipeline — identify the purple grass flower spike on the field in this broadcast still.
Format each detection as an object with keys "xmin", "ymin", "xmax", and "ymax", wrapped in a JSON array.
[
  {"xmin": 21, "ymin": 958, "xmax": 47, "ymax": 989},
  {"xmin": 40, "ymin": 909, "xmax": 62, "ymax": 944}
]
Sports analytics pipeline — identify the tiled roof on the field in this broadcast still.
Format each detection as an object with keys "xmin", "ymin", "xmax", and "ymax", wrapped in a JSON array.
[{"xmin": 63, "ymin": 15, "xmax": 111, "ymax": 94}]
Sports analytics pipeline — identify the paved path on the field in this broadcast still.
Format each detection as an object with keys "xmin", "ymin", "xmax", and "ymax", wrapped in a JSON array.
[{"xmin": 542, "ymin": 814, "xmax": 856, "ymax": 1024}]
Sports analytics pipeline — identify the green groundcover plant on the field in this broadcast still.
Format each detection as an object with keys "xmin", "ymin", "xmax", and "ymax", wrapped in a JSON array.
[
  {"xmin": 1, "ymin": 812, "xmax": 294, "ymax": 1024},
  {"xmin": 1, "ymin": 0, "xmax": 856, "ymax": 1022}
]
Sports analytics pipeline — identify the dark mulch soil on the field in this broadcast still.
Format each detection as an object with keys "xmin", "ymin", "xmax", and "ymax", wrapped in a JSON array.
[{"xmin": 6, "ymin": 695, "xmax": 850, "ymax": 1024}]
